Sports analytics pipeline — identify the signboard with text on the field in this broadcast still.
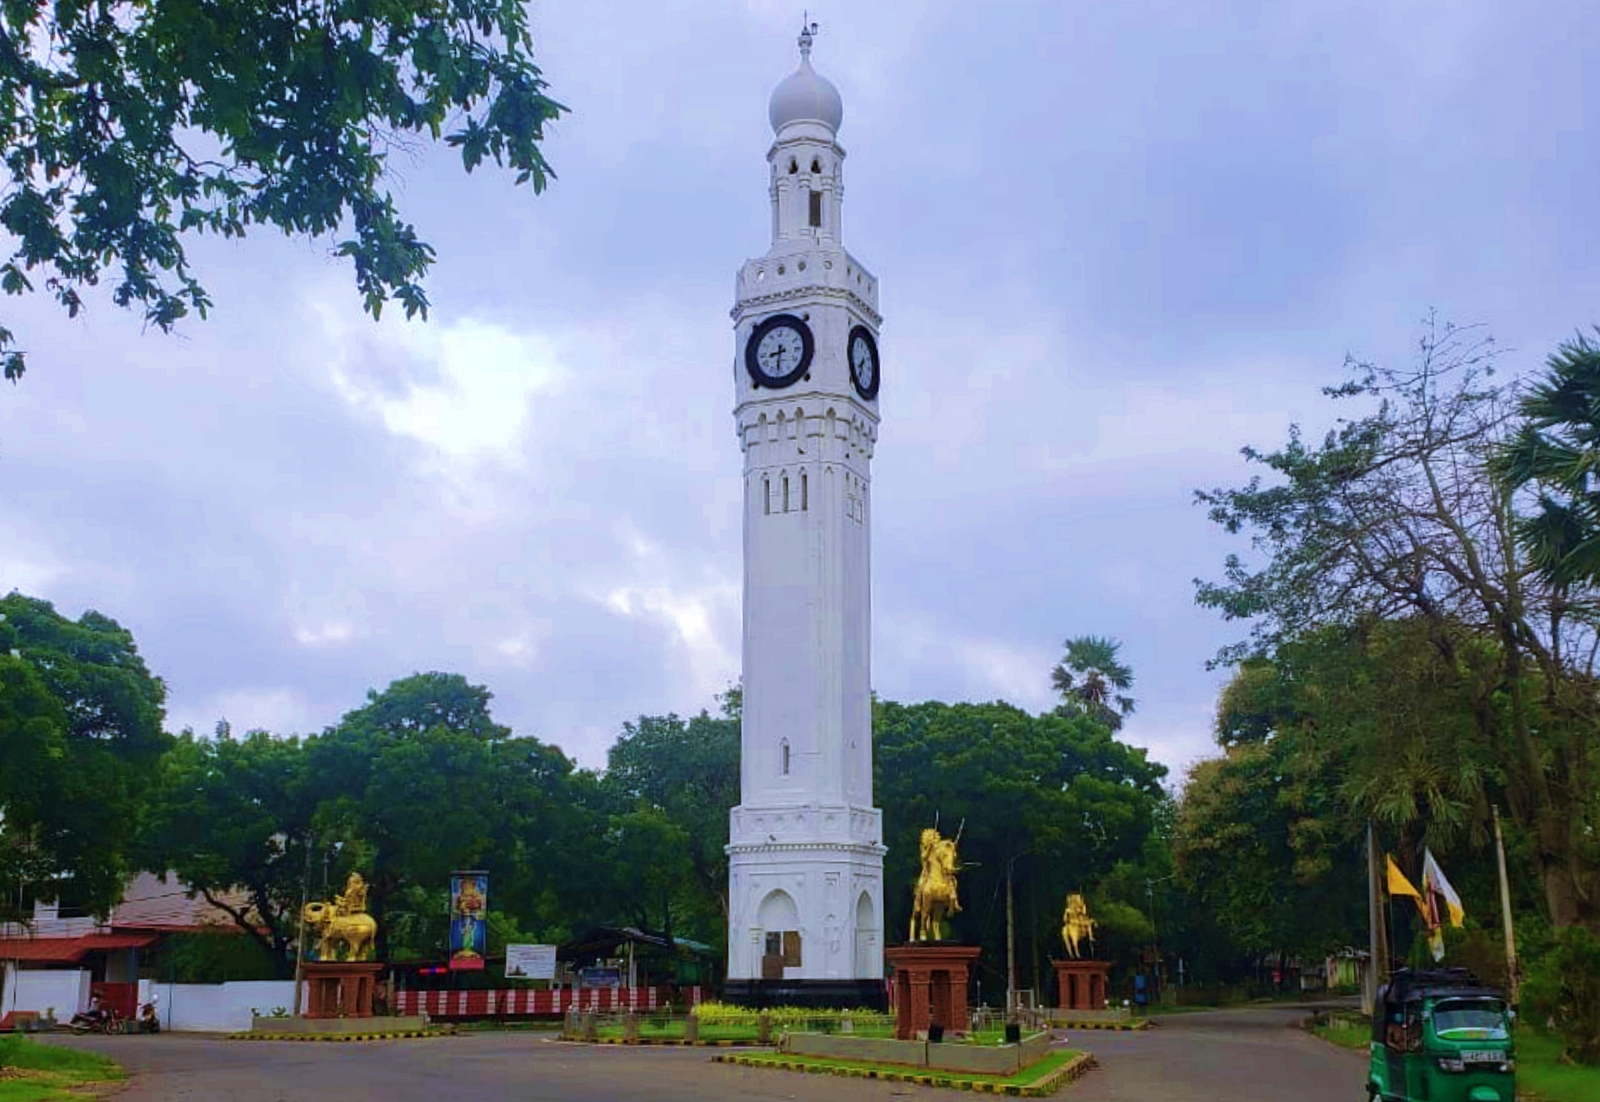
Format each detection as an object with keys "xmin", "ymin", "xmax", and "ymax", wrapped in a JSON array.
[{"xmin": 505, "ymin": 944, "xmax": 558, "ymax": 980}]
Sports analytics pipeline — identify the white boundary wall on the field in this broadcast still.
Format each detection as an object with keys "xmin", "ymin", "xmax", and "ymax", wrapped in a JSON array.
[
  {"xmin": 148, "ymin": 980, "xmax": 299, "ymax": 1032},
  {"xmin": 1, "ymin": 966, "xmax": 91, "ymax": 1020}
]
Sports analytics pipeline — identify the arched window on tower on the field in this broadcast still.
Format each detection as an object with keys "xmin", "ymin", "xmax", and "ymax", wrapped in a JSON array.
[
  {"xmin": 780, "ymin": 739, "xmax": 791, "ymax": 777},
  {"xmin": 811, "ymin": 157, "xmax": 821, "ymax": 173},
  {"xmin": 788, "ymin": 158, "xmax": 798, "ymax": 174},
  {"xmin": 763, "ymin": 477, "xmax": 771, "ymax": 516},
  {"xmin": 801, "ymin": 471, "xmax": 808, "ymax": 511},
  {"xmin": 783, "ymin": 475, "xmax": 790, "ymax": 512},
  {"xmin": 809, "ymin": 191, "xmax": 822, "ymax": 228}
]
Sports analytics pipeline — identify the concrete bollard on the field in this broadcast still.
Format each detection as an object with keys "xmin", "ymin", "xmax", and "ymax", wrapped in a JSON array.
[
  {"xmin": 581, "ymin": 1011, "xmax": 597, "ymax": 1042},
  {"xmin": 623, "ymin": 1012, "xmax": 640, "ymax": 1044},
  {"xmin": 684, "ymin": 1014, "xmax": 700, "ymax": 1045},
  {"xmin": 757, "ymin": 1013, "xmax": 773, "ymax": 1044}
]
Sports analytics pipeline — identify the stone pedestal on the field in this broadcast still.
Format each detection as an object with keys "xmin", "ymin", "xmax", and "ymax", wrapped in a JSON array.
[
  {"xmin": 885, "ymin": 944, "xmax": 980, "ymax": 1041},
  {"xmin": 303, "ymin": 962, "xmax": 383, "ymax": 1019},
  {"xmin": 1054, "ymin": 959, "xmax": 1111, "ymax": 1011}
]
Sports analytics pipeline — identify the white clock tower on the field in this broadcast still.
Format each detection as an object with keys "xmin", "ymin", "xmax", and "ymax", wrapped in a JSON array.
[{"xmin": 724, "ymin": 22, "xmax": 887, "ymax": 1009}]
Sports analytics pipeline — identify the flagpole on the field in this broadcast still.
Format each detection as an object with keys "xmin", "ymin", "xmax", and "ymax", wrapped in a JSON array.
[{"xmin": 1492, "ymin": 805, "xmax": 1519, "ymax": 1003}]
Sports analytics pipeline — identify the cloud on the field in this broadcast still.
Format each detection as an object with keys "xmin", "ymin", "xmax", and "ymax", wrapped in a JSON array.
[{"xmin": 3, "ymin": 0, "xmax": 1599, "ymax": 788}]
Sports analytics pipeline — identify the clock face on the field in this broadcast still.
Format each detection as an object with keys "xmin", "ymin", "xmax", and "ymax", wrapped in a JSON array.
[
  {"xmin": 848, "ymin": 326, "xmax": 880, "ymax": 399},
  {"xmin": 746, "ymin": 314, "xmax": 813, "ymax": 389}
]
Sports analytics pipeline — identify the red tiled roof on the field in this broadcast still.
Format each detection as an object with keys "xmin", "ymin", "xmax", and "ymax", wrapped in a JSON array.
[{"xmin": 0, "ymin": 933, "xmax": 158, "ymax": 963}]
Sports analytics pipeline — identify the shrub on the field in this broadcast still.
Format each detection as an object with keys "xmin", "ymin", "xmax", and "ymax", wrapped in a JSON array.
[
  {"xmin": 1522, "ymin": 926, "xmax": 1600, "ymax": 1066},
  {"xmin": 692, "ymin": 1001, "xmax": 889, "ymax": 1027}
]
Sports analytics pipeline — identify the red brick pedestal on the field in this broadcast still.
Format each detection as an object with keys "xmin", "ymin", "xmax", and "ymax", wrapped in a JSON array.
[
  {"xmin": 1054, "ymin": 959, "xmax": 1111, "ymax": 1011},
  {"xmin": 885, "ymin": 944, "xmax": 981, "ymax": 1040},
  {"xmin": 303, "ymin": 962, "xmax": 383, "ymax": 1019}
]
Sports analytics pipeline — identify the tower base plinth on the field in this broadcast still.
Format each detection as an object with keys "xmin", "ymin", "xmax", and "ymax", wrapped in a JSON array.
[{"xmin": 723, "ymin": 978, "xmax": 888, "ymax": 1011}]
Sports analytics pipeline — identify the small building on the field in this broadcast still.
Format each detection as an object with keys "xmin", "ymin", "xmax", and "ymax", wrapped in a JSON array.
[{"xmin": 1, "ymin": 872, "xmax": 253, "ymax": 1028}]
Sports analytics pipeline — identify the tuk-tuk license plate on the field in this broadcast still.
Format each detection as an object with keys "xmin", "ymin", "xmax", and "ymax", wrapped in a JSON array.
[{"xmin": 1462, "ymin": 1050, "xmax": 1501, "ymax": 1063}]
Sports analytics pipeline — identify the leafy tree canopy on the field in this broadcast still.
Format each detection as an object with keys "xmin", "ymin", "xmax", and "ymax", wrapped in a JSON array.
[
  {"xmin": 301, "ymin": 672, "xmax": 521, "ymax": 953},
  {"xmin": 1492, "ymin": 329, "xmax": 1600, "ymax": 587},
  {"xmin": 1194, "ymin": 317, "xmax": 1600, "ymax": 931},
  {"xmin": 875, "ymin": 699, "xmax": 1167, "ymax": 985},
  {"xmin": 0, "ymin": 592, "xmax": 170, "ymax": 923},
  {"xmin": 600, "ymin": 689, "xmax": 739, "ymax": 949},
  {"xmin": 0, "ymin": 0, "xmax": 565, "ymax": 381},
  {"xmin": 136, "ymin": 722, "xmax": 313, "ymax": 965}
]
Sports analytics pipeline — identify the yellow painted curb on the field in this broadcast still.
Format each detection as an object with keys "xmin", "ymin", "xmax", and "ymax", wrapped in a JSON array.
[
  {"xmin": 1050, "ymin": 1020, "xmax": 1148, "ymax": 1031},
  {"xmin": 227, "ymin": 1030, "xmax": 446, "ymax": 1042},
  {"xmin": 713, "ymin": 1051, "xmax": 1095, "ymax": 1096}
]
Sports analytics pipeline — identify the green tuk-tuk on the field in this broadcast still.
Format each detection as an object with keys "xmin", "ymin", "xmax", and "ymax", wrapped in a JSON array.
[{"xmin": 1368, "ymin": 968, "xmax": 1515, "ymax": 1102}]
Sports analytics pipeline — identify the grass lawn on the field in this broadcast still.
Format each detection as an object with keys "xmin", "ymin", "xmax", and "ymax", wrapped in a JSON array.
[
  {"xmin": 729, "ymin": 1047, "xmax": 1083, "ymax": 1090},
  {"xmin": 0, "ymin": 1036, "xmax": 123, "ymax": 1102},
  {"xmin": 1516, "ymin": 1031, "xmax": 1600, "ymax": 1102},
  {"xmin": 1311, "ymin": 1021, "xmax": 1368, "ymax": 1049},
  {"xmin": 1146, "ymin": 1005, "xmax": 1222, "ymax": 1017}
]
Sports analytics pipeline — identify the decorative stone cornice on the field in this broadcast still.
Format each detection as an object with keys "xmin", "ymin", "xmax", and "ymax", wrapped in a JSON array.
[
  {"xmin": 726, "ymin": 841, "xmax": 888, "ymax": 857},
  {"xmin": 731, "ymin": 285, "xmax": 882, "ymax": 327}
]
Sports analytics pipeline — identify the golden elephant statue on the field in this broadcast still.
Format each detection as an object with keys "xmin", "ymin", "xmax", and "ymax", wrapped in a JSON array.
[{"xmin": 302, "ymin": 901, "xmax": 377, "ymax": 962}]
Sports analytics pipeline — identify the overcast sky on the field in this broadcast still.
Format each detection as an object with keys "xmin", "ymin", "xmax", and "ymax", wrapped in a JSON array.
[{"xmin": 3, "ymin": 0, "xmax": 1597, "ymax": 784}]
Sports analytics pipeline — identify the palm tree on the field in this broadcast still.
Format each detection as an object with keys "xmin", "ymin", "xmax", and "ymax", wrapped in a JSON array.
[
  {"xmin": 1491, "ymin": 329, "xmax": 1600, "ymax": 586},
  {"xmin": 1051, "ymin": 635, "xmax": 1135, "ymax": 731}
]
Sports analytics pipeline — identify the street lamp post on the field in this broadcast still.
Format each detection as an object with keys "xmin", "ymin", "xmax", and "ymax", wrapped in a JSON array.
[
  {"xmin": 1145, "ymin": 875, "xmax": 1175, "ymax": 1003},
  {"xmin": 291, "ymin": 838, "xmax": 313, "ymax": 1017}
]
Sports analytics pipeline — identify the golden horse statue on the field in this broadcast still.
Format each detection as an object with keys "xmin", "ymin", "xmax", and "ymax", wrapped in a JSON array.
[
  {"xmin": 1061, "ymin": 893, "xmax": 1096, "ymax": 959},
  {"xmin": 302, "ymin": 872, "xmax": 378, "ymax": 962},
  {"xmin": 910, "ymin": 827, "xmax": 961, "ymax": 941}
]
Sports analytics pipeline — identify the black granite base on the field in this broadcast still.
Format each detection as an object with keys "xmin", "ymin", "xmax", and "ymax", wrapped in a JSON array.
[{"xmin": 722, "ymin": 978, "xmax": 888, "ymax": 1012}]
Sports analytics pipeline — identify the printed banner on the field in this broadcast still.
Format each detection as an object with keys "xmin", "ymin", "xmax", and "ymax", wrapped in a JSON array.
[
  {"xmin": 449, "ymin": 871, "xmax": 489, "ymax": 971},
  {"xmin": 505, "ymin": 944, "xmax": 557, "ymax": 980}
]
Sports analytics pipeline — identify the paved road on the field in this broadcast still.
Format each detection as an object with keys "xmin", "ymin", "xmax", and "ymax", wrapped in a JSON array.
[
  {"xmin": 1068, "ymin": 1006, "xmax": 1367, "ymax": 1102},
  {"xmin": 54, "ymin": 1006, "xmax": 1367, "ymax": 1101}
]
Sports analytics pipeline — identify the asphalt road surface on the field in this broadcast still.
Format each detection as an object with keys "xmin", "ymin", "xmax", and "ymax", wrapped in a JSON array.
[{"xmin": 55, "ymin": 1006, "xmax": 1368, "ymax": 1101}]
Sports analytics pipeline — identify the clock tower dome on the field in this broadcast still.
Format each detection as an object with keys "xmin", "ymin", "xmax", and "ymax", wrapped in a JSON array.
[{"xmin": 725, "ymin": 21, "xmax": 886, "ymax": 1008}]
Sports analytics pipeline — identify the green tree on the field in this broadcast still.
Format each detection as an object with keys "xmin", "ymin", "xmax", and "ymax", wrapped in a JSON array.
[
  {"xmin": 874, "ymin": 699, "xmax": 1166, "ymax": 1000},
  {"xmin": 302, "ymin": 672, "xmax": 540, "ymax": 954},
  {"xmin": 602, "ymin": 689, "xmax": 740, "ymax": 930},
  {"xmin": 0, "ymin": 592, "xmax": 170, "ymax": 923},
  {"xmin": 0, "ymin": 0, "xmax": 565, "ymax": 381},
  {"xmin": 1523, "ymin": 926, "xmax": 1600, "ymax": 1065},
  {"xmin": 136, "ymin": 722, "xmax": 313, "ymax": 964},
  {"xmin": 599, "ymin": 807, "xmax": 695, "ymax": 938},
  {"xmin": 1194, "ymin": 317, "xmax": 1600, "ymax": 931},
  {"xmin": 1050, "ymin": 636, "xmax": 1135, "ymax": 730},
  {"xmin": 1492, "ymin": 330, "xmax": 1600, "ymax": 588}
]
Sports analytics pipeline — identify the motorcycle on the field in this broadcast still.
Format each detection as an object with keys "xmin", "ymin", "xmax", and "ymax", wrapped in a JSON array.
[{"xmin": 69, "ymin": 1007, "xmax": 124, "ymax": 1035}]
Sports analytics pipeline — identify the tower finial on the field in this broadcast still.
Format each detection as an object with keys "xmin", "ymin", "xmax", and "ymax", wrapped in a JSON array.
[{"xmin": 798, "ymin": 13, "xmax": 818, "ymax": 62}]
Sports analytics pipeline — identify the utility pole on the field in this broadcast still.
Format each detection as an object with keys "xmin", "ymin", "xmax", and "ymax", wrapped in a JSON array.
[
  {"xmin": 1492, "ymin": 806, "xmax": 1519, "ymax": 1004},
  {"xmin": 291, "ymin": 838, "xmax": 313, "ymax": 1016},
  {"xmin": 1005, "ymin": 857, "xmax": 1016, "ymax": 1017},
  {"xmin": 1144, "ymin": 875, "xmax": 1174, "ymax": 1002},
  {"xmin": 1365, "ymin": 821, "xmax": 1387, "ymax": 1016}
]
